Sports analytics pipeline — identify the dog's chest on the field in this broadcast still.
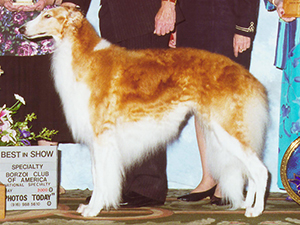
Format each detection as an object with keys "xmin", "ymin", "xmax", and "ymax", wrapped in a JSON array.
[{"xmin": 51, "ymin": 42, "xmax": 93, "ymax": 142}]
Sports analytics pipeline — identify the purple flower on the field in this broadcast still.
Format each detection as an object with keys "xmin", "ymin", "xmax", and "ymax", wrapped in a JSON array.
[
  {"xmin": 19, "ymin": 129, "xmax": 31, "ymax": 139},
  {"xmin": 283, "ymin": 71, "xmax": 290, "ymax": 84},
  {"xmin": 291, "ymin": 120, "xmax": 300, "ymax": 134},
  {"xmin": 292, "ymin": 57, "xmax": 300, "ymax": 68},
  {"xmin": 21, "ymin": 139, "xmax": 31, "ymax": 146},
  {"xmin": 19, "ymin": 129, "xmax": 31, "ymax": 146},
  {"xmin": 294, "ymin": 76, "xmax": 300, "ymax": 83},
  {"xmin": 281, "ymin": 104, "xmax": 290, "ymax": 119}
]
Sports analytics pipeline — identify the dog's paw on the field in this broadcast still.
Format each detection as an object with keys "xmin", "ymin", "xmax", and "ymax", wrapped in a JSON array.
[
  {"xmin": 76, "ymin": 204, "xmax": 87, "ymax": 214},
  {"xmin": 244, "ymin": 207, "xmax": 263, "ymax": 218},
  {"xmin": 240, "ymin": 200, "xmax": 251, "ymax": 209},
  {"xmin": 77, "ymin": 204, "xmax": 100, "ymax": 217}
]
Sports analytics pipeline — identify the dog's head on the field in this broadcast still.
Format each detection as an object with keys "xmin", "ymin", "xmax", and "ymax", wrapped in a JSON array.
[{"xmin": 19, "ymin": 6, "xmax": 84, "ymax": 41}]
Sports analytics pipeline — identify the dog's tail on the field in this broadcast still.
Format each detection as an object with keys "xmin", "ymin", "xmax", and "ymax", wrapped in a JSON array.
[
  {"xmin": 202, "ymin": 92, "xmax": 269, "ymax": 209},
  {"xmin": 205, "ymin": 122, "xmax": 246, "ymax": 208}
]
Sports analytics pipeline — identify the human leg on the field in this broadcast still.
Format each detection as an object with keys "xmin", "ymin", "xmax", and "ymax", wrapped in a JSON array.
[
  {"xmin": 192, "ymin": 118, "xmax": 217, "ymax": 193},
  {"xmin": 178, "ymin": 118, "xmax": 227, "ymax": 202}
]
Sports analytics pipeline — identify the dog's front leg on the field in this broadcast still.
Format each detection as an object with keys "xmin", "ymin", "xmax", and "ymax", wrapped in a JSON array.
[{"xmin": 77, "ymin": 133, "xmax": 123, "ymax": 217}]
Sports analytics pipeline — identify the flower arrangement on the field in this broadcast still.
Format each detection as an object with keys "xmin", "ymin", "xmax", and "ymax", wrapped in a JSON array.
[
  {"xmin": 0, "ymin": 93, "xmax": 58, "ymax": 146},
  {"xmin": 0, "ymin": 65, "xmax": 58, "ymax": 146},
  {"xmin": 0, "ymin": 66, "xmax": 58, "ymax": 146}
]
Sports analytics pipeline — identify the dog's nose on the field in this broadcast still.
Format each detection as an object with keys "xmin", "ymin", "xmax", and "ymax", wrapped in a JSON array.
[{"xmin": 19, "ymin": 26, "xmax": 26, "ymax": 34}]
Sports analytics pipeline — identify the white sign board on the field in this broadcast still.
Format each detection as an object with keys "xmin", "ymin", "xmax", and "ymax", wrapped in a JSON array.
[{"xmin": 0, "ymin": 146, "xmax": 57, "ymax": 210}]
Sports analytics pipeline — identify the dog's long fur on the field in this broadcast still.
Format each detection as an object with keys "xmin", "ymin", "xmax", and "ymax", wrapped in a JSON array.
[{"xmin": 21, "ymin": 6, "xmax": 269, "ymax": 217}]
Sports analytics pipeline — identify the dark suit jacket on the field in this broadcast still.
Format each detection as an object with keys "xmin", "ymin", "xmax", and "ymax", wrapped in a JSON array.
[
  {"xmin": 101, "ymin": 0, "xmax": 184, "ymax": 42},
  {"xmin": 234, "ymin": 0, "xmax": 260, "ymax": 39}
]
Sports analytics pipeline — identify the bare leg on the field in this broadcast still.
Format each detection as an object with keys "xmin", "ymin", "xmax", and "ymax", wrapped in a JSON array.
[{"xmin": 192, "ymin": 118, "xmax": 222, "ymax": 196}]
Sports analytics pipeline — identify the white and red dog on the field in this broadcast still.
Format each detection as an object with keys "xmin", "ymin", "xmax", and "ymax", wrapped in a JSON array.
[{"xmin": 20, "ymin": 6, "xmax": 269, "ymax": 217}]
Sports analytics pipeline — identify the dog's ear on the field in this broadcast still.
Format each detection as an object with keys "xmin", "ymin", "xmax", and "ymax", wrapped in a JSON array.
[{"xmin": 64, "ymin": 6, "xmax": 84, "ymax": 29}]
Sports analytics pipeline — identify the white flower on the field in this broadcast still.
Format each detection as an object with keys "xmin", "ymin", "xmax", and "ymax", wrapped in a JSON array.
[
  {"xmin": 1, "ymin": 129, "xmax": 16, "ymax": 143},
  {"xmin": 0, "ymin": 120, "xmax": 11, "ymax": 131},
  {"xmin": 1, "ymin": 134, "xmax": 11, "ymax": 143},
  {"xmin": 14, "ymin": 94, "xmax": 26, "ymax": 105},
  {"xmin": 0, "ymin": 108, "xmax": 13, "ymax": 124}
]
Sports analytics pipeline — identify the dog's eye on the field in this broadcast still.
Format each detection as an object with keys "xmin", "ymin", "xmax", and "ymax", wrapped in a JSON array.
[{"xmin": 44, "ymin": 14, "xmax": 52, "ymax": 19}]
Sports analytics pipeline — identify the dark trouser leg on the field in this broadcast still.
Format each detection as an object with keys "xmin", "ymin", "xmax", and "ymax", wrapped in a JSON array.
[{"xmin": 123, "ymin": 146, "xmax": 168, "ymax": 202}]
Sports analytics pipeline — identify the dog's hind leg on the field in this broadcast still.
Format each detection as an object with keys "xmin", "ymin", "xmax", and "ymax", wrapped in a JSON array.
[
  {"xmin": 77, "ymin": 132, "xmax": 124, "ymax": 217},
  {"xmin": 205, "ymin": 121, "xmax": 245, "ymax": 209},
  {"xmin": 208, "ymin": 121, "xmax": 268, "ymax": 217},
  {"xmin": 242, "ymin": 153, "xmax": 268, "ymax": 217},
  {"xmin": 241, "ymin": 177, "xmax": 255, "ymax": 209},
  {"xmin": 242, "ymin": 95, "xmax": 269, "ymax": 217}
]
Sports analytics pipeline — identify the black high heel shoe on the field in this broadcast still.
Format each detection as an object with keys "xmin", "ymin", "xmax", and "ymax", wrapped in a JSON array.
[
  {"xmin": 177, "ymin": 185, "xmax": 217, "ymax": 202},
  {"xmin": 210, "ymin": 195, "xmax": 230, "ymax": 206}
]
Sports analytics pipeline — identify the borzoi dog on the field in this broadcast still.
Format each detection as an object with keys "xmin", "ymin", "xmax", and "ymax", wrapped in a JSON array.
[{"xmin": 20, "ymin": 6, "xmax": 269, "ymax": 218}]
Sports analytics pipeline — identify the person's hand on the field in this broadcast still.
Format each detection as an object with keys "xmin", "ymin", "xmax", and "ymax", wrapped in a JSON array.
[
  {"xmin": 22, "ymin": 0, "xmax": 48, "ymax": 11},
  {"xmin": 3, "ymin": 0, "xmax": 24, "ymax": 11},
  {"xmin": 61, "ymin": 2, "xmax": 79, "ymax": 8},
  {"xmin": 154, "ymin": 1, "xmax": 176, "ymax": 36},
  {"xmin": 276, "ymin": 2, "xmax": 296, "ymax": 22},
  {"xmin": 233, "ymin": 34, "xmax": 251, "ymax": 57},
  {"xmin": 3, "ymin": 0, "xmax": 52, "ymax": 12}
]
